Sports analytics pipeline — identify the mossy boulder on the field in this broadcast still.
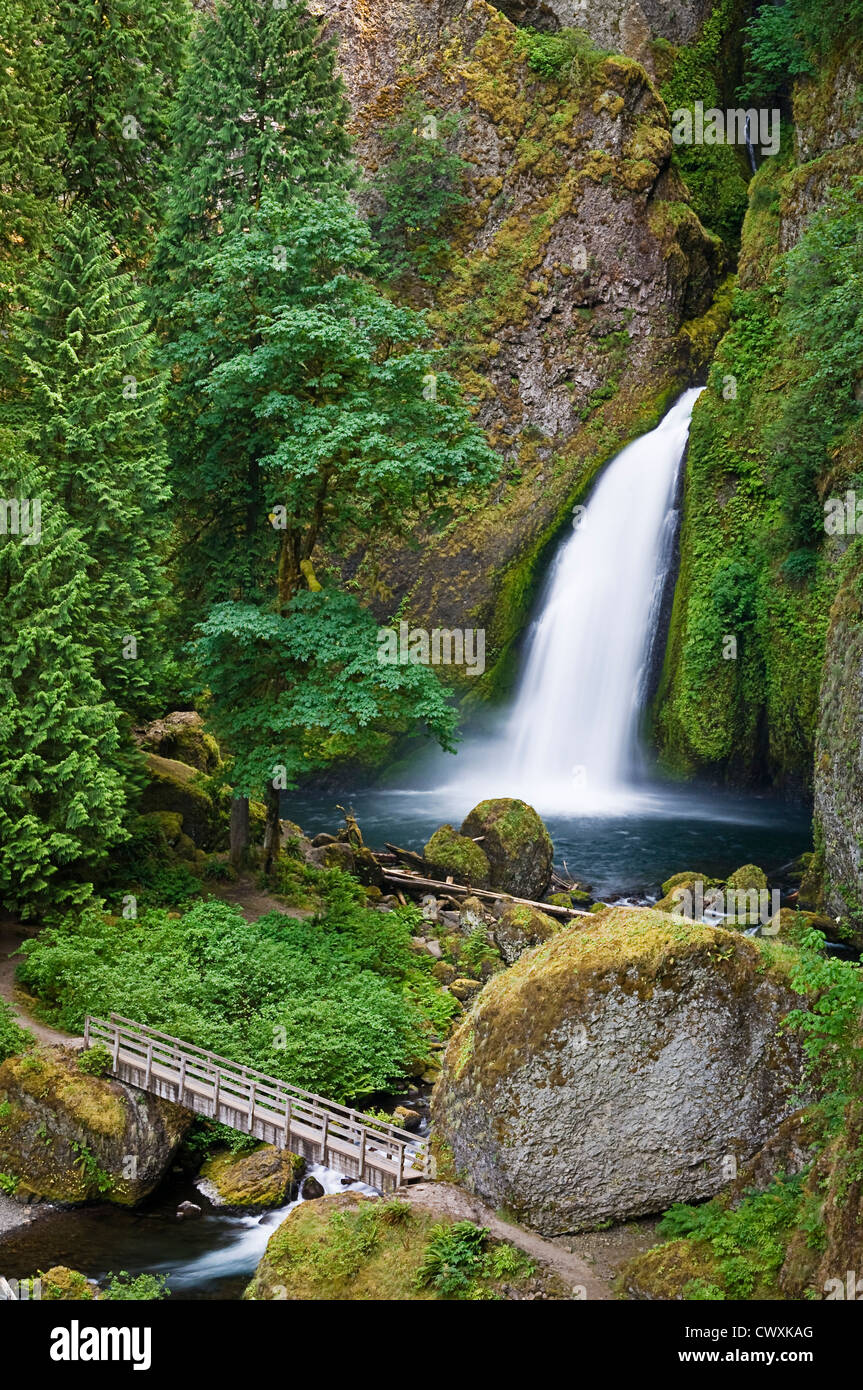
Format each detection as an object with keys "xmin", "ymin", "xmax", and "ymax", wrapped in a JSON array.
[
  {"xmin": 138, "ymin": 711, "xmax": 221, "ymax": 774},
  {"xmin": 726, "ymin": 864, "xmax": 768, "ymax": 893},
  {"xmin": 424, "ymin": 825, "xmax": 491, "ymax": 888},
  {"xmin": 493, "ymin": 903, "xmax": 562, "ymax": 966},
  {"xmin": 141, "ymin": 752, "xmax": 225, "ymax": 851},
  {"xmin": 460, "ymin": 799, "xmax": 553, "ymax": 900},
  {"xmin": 660, "ymin": 870, "xmax": 710, "ymax": 898},
  {"xmin": 0, "ymin": 1046, "xmax": 191, "ymax": 1205},
  {"xmin": 433, "ymin": 906, "xmax": 805, "ymax": 1234},
  {"xmin": 199, "ymin": 1144, "xmax": 305, "ymax": 1210}
]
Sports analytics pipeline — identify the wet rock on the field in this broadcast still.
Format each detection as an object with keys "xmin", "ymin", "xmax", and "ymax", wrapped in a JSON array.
[
  {"xmin": 200, "ymin": 1144, "xmax": 305, "ymax": 1210},
  {"xmin": 461, "ymin": 800, "xmax": 554, "ymax": 900},
  {"xmin": 301, "ymin": 1176, "xmax": 326, "ymax": 1201},
  {"xmin": 434, "ymin": 906, "xmax": 806, "ymax": 1234},
  {"xmin": 393, "ymin": 1107, "xmax": 422, "ymax": 1133},
  {"xmin": 176, "ymin": 1201, "xmax": 202, "ymax": 1220}
]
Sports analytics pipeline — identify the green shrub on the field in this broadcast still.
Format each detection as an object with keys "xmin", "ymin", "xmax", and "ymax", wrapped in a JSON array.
[
  {"xmin": 101, "ymin": 1271, "xmax": 170, "ymax": 1301},
  {"xmin": 0, "ymin": 999, "xmax": 33, "ymax": 1064},
  {"xmin": 77, "ymin": 1044, "xmax": 113, "ymax": 1078},
  {"xmin": 17, "ymin": 867, "xmax": 454, "ymax": 1103}
]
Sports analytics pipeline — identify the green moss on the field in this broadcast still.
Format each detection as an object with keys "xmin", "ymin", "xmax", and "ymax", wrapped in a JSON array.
[
  {"xmin": 244, "ymin": 1192, "xmax": 551, "ymax": 1301},
  {"xmin": 424, "ymin": 825, "xmax": 491, "ymax": 886},
  {"xmin": 201, "ymin": 1144, "xmax": 305, "ymax": 1209},
  {"xmin": 437, "ymin": 906, "xmax": 793, "ymax": 1098},
  {"xmin": 40, "ymin": 1266, "xmax": 96, "ymax": 1301}
]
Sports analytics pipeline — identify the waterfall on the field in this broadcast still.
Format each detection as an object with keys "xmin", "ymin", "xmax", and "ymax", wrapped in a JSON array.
[{"xmin": 438, "ymin": 388, "xmax": 703, "ymax": 815}]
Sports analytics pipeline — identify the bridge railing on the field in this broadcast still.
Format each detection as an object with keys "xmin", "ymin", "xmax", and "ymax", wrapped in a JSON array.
[{"xmin": 84, "ymin": 1013, "xmax": 427, "ymax": 1186}]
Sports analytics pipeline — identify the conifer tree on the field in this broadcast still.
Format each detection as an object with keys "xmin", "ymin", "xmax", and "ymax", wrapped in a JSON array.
[
  {"xmin": 152, "ymin": 0, "xmax": 351, "ymax": 299},
  {"xmin": 54, "ymin": 0, "xmax": 190, "ymax": 262},
  {"xmin": 0, "ymin": 0, "xmax": 62, "ymax": 331},
  {"xmin": 0, "ymin": 436, "xmax": 128, "ymax": 918},
  {"xmin": 12, "ymin": 209, "xmax": 170, "ymax": 712}
]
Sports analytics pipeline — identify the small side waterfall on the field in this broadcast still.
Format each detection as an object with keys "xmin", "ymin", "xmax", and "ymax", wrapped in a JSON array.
[{"xmin": 440, "ymin": 388, "xmax": 703, "ymax": 815}]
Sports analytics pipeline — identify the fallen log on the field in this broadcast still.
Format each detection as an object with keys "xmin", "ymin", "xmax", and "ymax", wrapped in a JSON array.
[
  {"xmin": 384, "ymin": 843, "xmax": 429, "ymax": 874},
  {"xmin": 380, "ymin": 867, "xmax": 593, "ymax": 920}
]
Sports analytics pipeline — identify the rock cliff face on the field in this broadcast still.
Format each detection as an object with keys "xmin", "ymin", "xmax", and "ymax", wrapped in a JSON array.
[
  {"xmin": 433, "ymin": 907, "xmax": 805, "ymax": 1234},
  {"xmin": 495, "ymin": 0, "xmax": 715, "ymax": 55},
  {"xmin": 814, "ymin": 549, "xmax": 863, "ymax": 930},
  {"xmin": 310, "ymin": 0, "xmax": 726, "ymax": 686}
]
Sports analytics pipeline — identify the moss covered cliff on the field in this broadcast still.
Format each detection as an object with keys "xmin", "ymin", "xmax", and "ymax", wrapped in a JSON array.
[{"xmin": 652, "ymin": 31, "xmax": 863, "ymax": 791}]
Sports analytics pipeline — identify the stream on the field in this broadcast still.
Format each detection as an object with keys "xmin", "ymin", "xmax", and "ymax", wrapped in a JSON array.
[{"xmin": 0, "ymin": 1164, "xmax": 379, "ymax": 1300}]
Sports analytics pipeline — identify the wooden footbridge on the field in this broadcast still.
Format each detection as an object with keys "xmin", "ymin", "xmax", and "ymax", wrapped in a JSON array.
[{"xmin": 84, "ymin": 1015, "xmax": 428, "ymax": 1191}]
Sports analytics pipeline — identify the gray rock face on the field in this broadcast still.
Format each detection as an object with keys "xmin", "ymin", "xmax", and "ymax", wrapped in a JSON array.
[
  {"xmin": 433, "ymin": 908, "xmax": 805, "ymax": 1234},
  {"xmin": 814, "ymin": 552, "xmax": 863, "ymax": 940},
  {"xmin": 494, "ymin": 0, "xmax": 714, "ymax": 54}
]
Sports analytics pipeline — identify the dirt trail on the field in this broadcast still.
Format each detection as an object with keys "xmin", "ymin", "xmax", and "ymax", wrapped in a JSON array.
[
  {"xmin": 211, "ymin": 875, "xmax": 312, "ymax": 923},
  {"xmin": 0, "ymin": 920, "xmax": 81, "ymax": 1047},
  {"xmin": 401, "ymin": 1181, "xmax": 614, "ymax": 1301}
]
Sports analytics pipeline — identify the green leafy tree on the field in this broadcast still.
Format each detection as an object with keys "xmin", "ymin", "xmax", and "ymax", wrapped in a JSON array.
[
  {"xmin": 166, "ymin": 195, "xmax": 498, "ymax": 859},
  {"xmin": 0, "ymin": 0, "xmax": 62, "ymax": 331},
  {"xmin": 54, "ymin": 0, "xmax": 190, "ymax": 262},
  {"xmin": 11, "ymin": 209, "xmax": 170, "ymax": 713},
  {"xmin": 0, "ymin": 438, "xmax": 128, "ymax": 918}
]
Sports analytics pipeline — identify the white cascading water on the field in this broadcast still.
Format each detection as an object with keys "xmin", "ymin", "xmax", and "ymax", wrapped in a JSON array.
[{"xmin": 438, "ymin": 388, "xmax": 703, "ymax": 816}]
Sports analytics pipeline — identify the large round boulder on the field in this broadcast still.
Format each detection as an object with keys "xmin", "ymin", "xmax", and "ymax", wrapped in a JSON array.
[
  {"xmin": 460, "ymin": 799, "xmax": 553, "ymax": 900},
  {"xmin": 433, "ymin": 907, "xmax": 805, "ymax": 1234}
]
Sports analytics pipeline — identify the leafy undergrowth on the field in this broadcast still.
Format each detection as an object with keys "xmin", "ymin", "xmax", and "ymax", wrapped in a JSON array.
[
  {"xmin": 15, "ymin": 867, "xmax": 457, "ymax": 1103},
  {"xmin": 245, "ymin": 1195, "xmax": 548, "ymax": 1302}
]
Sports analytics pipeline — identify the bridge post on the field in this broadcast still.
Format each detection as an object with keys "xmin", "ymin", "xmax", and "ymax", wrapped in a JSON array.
[
  {"xmin": 248, "ymin": 1081, "xmax": 256, "ymax": 1133},
  {"xmin": 144, "ymin": 1039, "xmax": 153, "ymax": 1088},
  {"xmin": 112, "ymin": 1025, "xmax": 120, "ymax": 1071},
  {"xmin": 283, "ymin": 1097, "xmax": 292, "ymax": 1150},
  {"xmin": 397, "ymin": 1144, "xmax": 404, "ymax": 1188},
  {"xmin": 358, "ymin": 1128, "xmax": 366, "ymax": 1183},
  {"xmin": 212, "ymin": 1063, "xmax": 220, "ymax": 1121},
  {"xmin": 83, "ymin": 1017, "xmax": 90, "ymax": 1049},
  {"xmin": 178, "ymin": 1055, "xmax": 186, "ymax": 1105},
  {"xmin": 321, "ymin": 1112, "xmax": 329, "ymax": 1165}
]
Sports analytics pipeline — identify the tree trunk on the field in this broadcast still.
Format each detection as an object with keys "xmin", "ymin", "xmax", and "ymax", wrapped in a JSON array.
[
  {"xmin": 263, "ymin": 783, "xmax": 282, "ymax": 877},
  {"xmin": 229, "ymin": 796, "xmax": 250, "ymax": 869}
]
